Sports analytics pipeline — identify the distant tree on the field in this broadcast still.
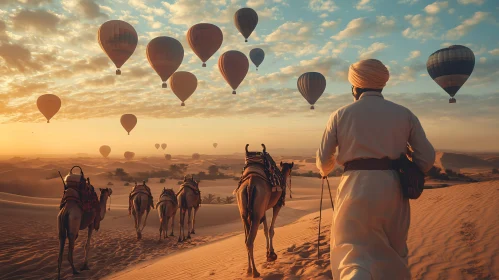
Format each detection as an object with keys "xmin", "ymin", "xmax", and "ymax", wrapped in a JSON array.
[
  {"xmin": 107, "ymin": 182, "xmax": 114, "ymax": 186},
  {"xmin": 208, "ymin": 165, "xmax": 219, "ymax": 176},
  {"xmin": 159, "ymin": 178, "xmax": 166, "ymax": 183},
  {"xmin": 224, "ymin": 196, "xmax": 235, "ymax": 204},
  {"xmin": 492, "ymin": 168, "xmax": 499, "ymax": 174},
  {"xmin": 216, "ymin": 196, "xmax": 222, "ymax": 204},
  {"xmin": 124, "ymin": 182, "xmax": 130, "ymax": 186},
  {"xmin": 202, "ymin": 193, "xmax": 216, "ymax": 204},
  {"xmin": 115, "ymin": 168, "xmax": 128, "ymax": 177}
]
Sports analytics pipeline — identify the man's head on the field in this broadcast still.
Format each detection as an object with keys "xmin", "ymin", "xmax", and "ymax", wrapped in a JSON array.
[{"xmin": 348, "ymin": 59, "xmax": 390, "ymax": 100}]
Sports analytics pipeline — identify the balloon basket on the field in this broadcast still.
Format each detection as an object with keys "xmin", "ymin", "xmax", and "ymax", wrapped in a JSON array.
[
  {"xmin": 162, "ymin": 82, "xmax": 167, "ymax": 88},
  {"xmin": 202, "ymin": 63, "xmax": 206, "ymax": 67},
  {"xmin": 256, "ymin": 68, "xmax": 258, "ymax": 71},
  {"xmin": 310, "ymin": 105, "xmax": 315, "ymax": 110},
  {"xmin": 245, "ymin": 39, "xmax": 248, "ymax": 42},
  {"xmin": 232, "ymin": 90, "xmax": 236, "ymax": 94},
  {"xmin": 181, "ymin": 102, "xmax": 185, "ymax": 106},
  {"xmin": 116, "ymin": 69, "xmax": 121, "ymax": 75},
  {"xmin": 449, "ymin": 98, "xmax": 456, "ymax": 104}
]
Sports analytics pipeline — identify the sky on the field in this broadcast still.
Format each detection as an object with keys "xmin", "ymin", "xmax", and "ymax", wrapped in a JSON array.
[{"xmin": 0, "ymin": 0, "xmax": 498, "ymax": 157}]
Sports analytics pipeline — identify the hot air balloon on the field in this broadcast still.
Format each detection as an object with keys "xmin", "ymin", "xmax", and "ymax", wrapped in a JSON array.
[
  {"xmin": 165, "ymin": 154, "xmax": 172, "ymax": 160},
  {"xmin": 146, "ymin": 36, "xmax": 184, "ymax": 88},
  {"xmin": 155, "ymin": 143, "xmax": 160, "ymax": 149},
  {"xmin": 124, "ymin": 151, "xmax": 135, "ymax": 160},
  {"xmin": 37, "ymin": 94, "xmax": 61, "ymax": 123},
  {"xmin": 234, "ymin": 8, "xmax": 258, "ymax": 42},
  {"xmin": 98, "ymin": 20, "xmax": 138, "ymax": 75},
  {"xmin": 170, "ymin": 71, "xmax": 197, "ymax": 106},
  {"xmin": 99, "ymin": 145, "xmax": 111, "ymax": 158},
  {"xmin": 187, "ymin": 23, "xmax": 223, "ymax": 67},
  {"xmin": 213, "ymin": 143, "xmax": 218, "ymax": 148},
  {"xmin": 218, "ymin": 51, "xmax": 249, "ymax": 94},
  {"xmin": 427, "ymin": 45, "xmax": 475, "ymax": 103},
  {"xmin": 249, "ymin": 48, "xmax": 264, "ymax": 71},
  {"xmin": 192, "ymin": 153, "xmax": 200, "ymax": 160},
  {"xmin": 120, "ymin": 114, "xmax": 137, "ymax": 135},
  {"xmin": 297, "ymin": 72, "xmax": 326, "ymax": 110},
  {"xmin": 161, "ymin": 143, "xmax": 167, "ymax": 150}
]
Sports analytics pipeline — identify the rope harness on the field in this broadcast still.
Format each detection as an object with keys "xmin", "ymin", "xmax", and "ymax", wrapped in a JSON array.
[{"xmin": 318, "ymin": 176, "xmax": 335, "ymax": 260}]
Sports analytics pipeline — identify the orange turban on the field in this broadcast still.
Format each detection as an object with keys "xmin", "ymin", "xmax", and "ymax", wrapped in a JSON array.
[{"xmin": 348, "ymin": 59, "xmax": 390, "ymax": 89}]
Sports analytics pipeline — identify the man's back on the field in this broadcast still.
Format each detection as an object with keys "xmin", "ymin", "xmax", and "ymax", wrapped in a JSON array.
[{"xmin": 319, "ymin": 91, "xmax": 435, "ymax": 173}]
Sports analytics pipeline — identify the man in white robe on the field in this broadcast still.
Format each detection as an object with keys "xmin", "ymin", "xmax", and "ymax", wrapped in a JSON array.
[{"xmin": 316, "ymin": 59, "xmax": 436, "ymax": 279}]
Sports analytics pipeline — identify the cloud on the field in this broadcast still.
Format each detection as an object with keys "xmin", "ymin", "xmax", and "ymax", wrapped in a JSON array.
[
  {"xmin": 247, "ymin": 0, "xmax": 265, "ymax": 8},
  {"xmin": 445, "ymin": 11, "xmax": 488, "ymax": 40},
  {"xmin": 489, "ymin": 49, "xmax": 499, "ymax": 56},
  {"xmin": 0, "ymin": 43, "xmax": 43, "ymax": 73},
  {"xmin": 389, "ymin": 62, "xmax": 427, "ymax": 85},
  {"xmin": 309, "ymin": 0, "xmax": 338, "ymax": 12},
  {"xmin": 424, "ymin": 1, "xmax": 448, "ymax": 15},
  {"xmin": 402, "ymin": 14, "xmax": 439, "ymax": 40},
  {"xmin": 0, "ymin": 0, "xmax": 52, "ymax": 6},
  {"xmin": 62, "ymin": 0, "xmax": 108, "ymax": 19},
  {"xmin": 457, "ymin": 0, "xmax": 484, "ymax": 5},
  {"xmin": 265, "ymin": 22, "xmax": 313, "ymax": 42},
  {"xmin": 11, "ymin": 9, "xmax": 60, "ymax": 34},
  {"xmin": 128, "ymin": 0, "xmax": 165, "ymax": 16},
  {"xmin": 318, "ymin": 41, "xmax": 349, "ymax": 56},
  {"xmin": 356, "ymin": 0, "xmax": 374, "ymax": 11},
  {"xmin": 332, "ymin": 16, "xmax": 396, "ymax": 40},
  {"xmin": 398, "ymin": 0, "xmax": 419, "ymax": 4},
  {"xmin": 358, "ymin": 42, "xmax": 389, "ymax": 59},
  {"xmin": 163, "ymin": 0, "xmax": 247, "ymax": 26},
  {"xmin": 0, "ymin": 20, "xmax": 8, "ymax": 42},
  {"xmin": 406, "ymin": 50, "xmax": 421, "ymax": 61},
  {"xmin": 321, "ymin": 20, "xmax": 338, "ymax": 28}
]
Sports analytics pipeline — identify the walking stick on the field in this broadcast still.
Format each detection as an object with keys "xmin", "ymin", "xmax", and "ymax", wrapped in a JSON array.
[{"xmin": 317, "ymin": 176, "xmax": 335, "ymax": 260}]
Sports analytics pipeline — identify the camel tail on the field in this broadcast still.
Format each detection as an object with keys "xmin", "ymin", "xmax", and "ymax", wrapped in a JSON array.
[{"xmin": 246, "ymin": 176, "xmax": 256, "ymax": 225}]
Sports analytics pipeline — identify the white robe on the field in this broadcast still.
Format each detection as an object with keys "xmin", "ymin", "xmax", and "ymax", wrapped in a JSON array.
[{"xmin": 316, "ymin": 91, "xmax": 435, "ymax": 279}]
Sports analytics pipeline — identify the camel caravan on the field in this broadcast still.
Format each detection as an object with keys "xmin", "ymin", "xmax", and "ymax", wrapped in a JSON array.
[{"xmin": 56, "ymin": 144, "xmax": 293, "ymax": 278}]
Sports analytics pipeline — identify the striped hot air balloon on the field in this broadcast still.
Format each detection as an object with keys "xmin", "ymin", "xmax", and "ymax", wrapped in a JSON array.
[
  {"xmin": 426, "ymin": 45, "xmax": 475, "ymax": 104},
  {"xmin": 297, "ymin": 72, "xmax": 326, "ymax": 110}
]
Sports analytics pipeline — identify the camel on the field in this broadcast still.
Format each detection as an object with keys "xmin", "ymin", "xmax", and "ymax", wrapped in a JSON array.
[
  {"xmin": 156, "ymin": 187, "xmax": 178, "ymax": 241},
  {"xmin": 177, "ymin": 175, "xmax": 201, "ymax": 242},
  {"xmin": 131, "ymin": 181, "xmax": 154, "ymax": 240},
  {"xmin": 57, "ymin": 181, "xmax": 112, "ymax": 279},
  {"xmin": 236, "ymin": 144, "xmax": 294, "ymax": 278}
]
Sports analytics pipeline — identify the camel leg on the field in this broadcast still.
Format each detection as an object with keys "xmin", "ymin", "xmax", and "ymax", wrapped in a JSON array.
[
  {"xmin": 67, "ymin": 233, "xmax": 79, "ymax": 275},
  {"xmin": 267, "ymin": 206, "xmax": 282, "ymax": 261},
  {"xmin": 136, "ymin": 211, "xmax": 143, "ymax": 240},
  {"xmin": 81, "ymin": 225, "xmax": 94, "ymax": 270},
  {"xmin": 170, "ymin": 211, "xmax": 175, "ymax": 236},
  {"xmin": 262, "ymin": 214, "xmax": 270, "ymax": 257},
  {"xmin": 191, "ymin": 206, "xmax": 199, "ymax": 234},
  {"xmin": 247, "ymin": 216, "xmax": 261, "ymax": 278},
  {"xmin": 57, "ymin": 216, "xmax": 66, "ymax": 280},
  {"xmin": 141, "ymin": 209, "xmax": 150, "ymax": 232},
  {"xmin": 178, "ymin": 209, "xmax": 185, "ymax": 242},
  {"xmin": 186, "ymin": 207, "xmax": 192, "ymax": 239},
  {"xmin": 165, "ymin": 216, "xmax": 170, "ymax": 239},
  {"xmin": 242, "ymin": 218, "xmax": 251, "ymax": 275}
]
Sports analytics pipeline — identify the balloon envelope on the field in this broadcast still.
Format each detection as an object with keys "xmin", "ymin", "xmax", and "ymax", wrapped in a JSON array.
[
  {"xmin": 99, "ymin": 145, "xmax": 111, "ymax": 158},
  {"xmin": 192, "ymin": 153, "xmax": 200, "ymax": 160},
  {"xmin": 234, "ymin": 8, "xmax": 258, "ymax": 42},
  {"xmin": 165, "ymin": 154, "xmax": 172, "ymax": 160},
  {"xmin": 124, "ymin": 151, "xmax": 135, "ymax": 160},
  {"xmin": 98, "ymin": 20, "xmax": 138, "ymax": 75},
  {"xmin": 37, "ymin": 94, "xmax": 61, "ymax": 123},
  {"xmin": 120, "ymin": 114, "xmax": 137, "ymax": 135},
  {"xmin": 249, "ymin": 48, "xmax": 265, "ymax": 70},
  {"xmin": 161, "ymin": 143, "xmax": 167, "ymax": 150},
  {"xmin": 146, "ymin": 36, "xmax": 184, "ymax": 88},
  {"xmin": 427, "ymin": 45, "xmax": 475, "ymax": 102},
  {"xmin": 187, "ymin": 23, "xmax": 223, "ymax": 67},
  {"xmin": 218, "ymin": 51, "xmax": 249, "ymax": 94},
  {"xmin": 155, "ymin": 143, "xmax": 160, "ymax": 149},
  {"xmin": 169, "ymin": 71, "xmax": 197, "ymax": 106},
  {"xmin": 297, "ymin": 72, "xmax": 326, "ymax": 110},
  {"xmin": 213, "ymin": 143, "xmax": 218, "ymax": 148}
]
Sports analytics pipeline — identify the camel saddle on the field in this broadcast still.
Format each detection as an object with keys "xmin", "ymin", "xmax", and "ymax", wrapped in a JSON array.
[
  {"xmin": 156, "ymin": 190, "xmax": 178, "ymax": 208},
  {"xmin": 60, "ymin": 166, "xmax": 99, "ymax": 213},
  {"xmin": 238, "ymin": 152, "xmax": 284, "ymax": 192},
  {"xmin": 129, "ymin": 183, "xmax": 154, "ymax": 209}
]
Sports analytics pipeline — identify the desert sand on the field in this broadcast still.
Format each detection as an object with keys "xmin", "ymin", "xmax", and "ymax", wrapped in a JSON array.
[{"xmin": 0, "ymin": 153, "xmax": 498, "ymax": 279}]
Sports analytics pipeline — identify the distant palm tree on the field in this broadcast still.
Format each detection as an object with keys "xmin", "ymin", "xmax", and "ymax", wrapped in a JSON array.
[
  {"xmin": 202, "ymin": 193, "xmax": 216, "ymax": 204},
  {"xmin": 216, "ymin": 197, "xmax": 222, "ymax": 204},
  {"xmin": 224, "ymin": 196, "xmax": 235, "ymax": 204}
]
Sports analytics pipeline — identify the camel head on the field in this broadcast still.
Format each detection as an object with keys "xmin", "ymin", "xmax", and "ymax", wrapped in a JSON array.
[
  {"xmin": 99, "ymin": 188, "xmax": 113, "ymax": 197},
  {"xmin": 280, "ymin": 161, "xmax": 294, "ymax": 176}
]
